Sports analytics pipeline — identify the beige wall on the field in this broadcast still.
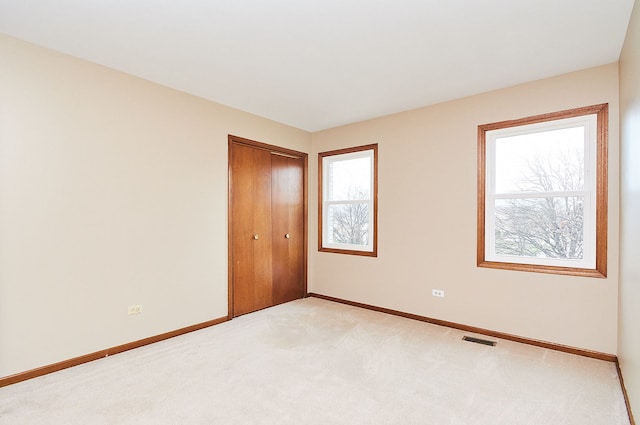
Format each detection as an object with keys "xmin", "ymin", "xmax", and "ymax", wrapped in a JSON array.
[
  {"xmin": 619, "ymin": 0, "xmax": 640, "ymax": 417},
  {"xmin": 0, "ymin": 34, "xmax": 311, "ymax": 378},
  {"xmin": 310, "ymin": 64, "xmax": 620, "ymax": 354}
]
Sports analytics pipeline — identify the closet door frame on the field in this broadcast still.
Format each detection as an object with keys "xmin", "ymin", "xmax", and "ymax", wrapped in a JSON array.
[{"xmin": 227, "ymin": 135, "xmax": 308, "ymax": 318}]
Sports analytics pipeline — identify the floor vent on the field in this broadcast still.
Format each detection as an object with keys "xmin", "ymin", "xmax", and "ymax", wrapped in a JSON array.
[{"xmin": 462, "ymin": 336, "xmax": 497, "ymax": 346}]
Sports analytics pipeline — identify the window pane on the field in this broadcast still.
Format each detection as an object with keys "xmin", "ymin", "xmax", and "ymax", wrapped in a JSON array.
[
  {"xmin": 319, "ymin": 144, "xmax": 377, "ymax": 256},
  {"xmin": 479, "ymin": 105, "xmax": 606, "ymax": 276},
  {"xmin": 327, "ymin": 156, "xmax": 371, "ymax": 201},
  {"xmin": 327, "ymin": 203, "xmax": 369, "ymax": 246},
  {"xmin": 494, "ymin": 197, "xmax": 584, "ymax": 260},
  {"xmin": 495, "ymin": 127, "xmax": 584, "ymax": 194}
]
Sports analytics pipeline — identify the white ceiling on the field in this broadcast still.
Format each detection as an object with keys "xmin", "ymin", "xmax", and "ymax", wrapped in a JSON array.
[{"xmin": 0, "ymin": 0, "xmax": 635, "ymax": 131}]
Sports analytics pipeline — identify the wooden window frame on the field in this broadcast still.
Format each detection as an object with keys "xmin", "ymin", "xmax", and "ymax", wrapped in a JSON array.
[
  {"xmin": 318, "ymin": 144, "xmax": 378, "ymax": 257},
  {"xmin": 477, "ymin": 104, "xmax": 608, "ymax": 278}
]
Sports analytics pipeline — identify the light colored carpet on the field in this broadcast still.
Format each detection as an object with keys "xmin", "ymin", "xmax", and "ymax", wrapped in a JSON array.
[{"xmin": 0, "ymin": 297, "xmax": 630, "ymax": 424}]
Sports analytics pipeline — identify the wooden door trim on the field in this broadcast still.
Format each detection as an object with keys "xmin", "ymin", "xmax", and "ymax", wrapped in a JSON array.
[
  {"xmin": 228, "ymin": 135, "xmax": 308, "ymax": 319},
  {"xmin": 229, "ymin": 134, "xmax": 308, "ymax": 159}
]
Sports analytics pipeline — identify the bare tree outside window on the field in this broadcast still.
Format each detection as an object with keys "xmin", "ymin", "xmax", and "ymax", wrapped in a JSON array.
[
  {"xmin": 494, "ymin": 149, "xmax": 585, "ymax": 259},
  {"xmin": 327, "ymin": 189, "xmax": 369, "ymax": 245}
]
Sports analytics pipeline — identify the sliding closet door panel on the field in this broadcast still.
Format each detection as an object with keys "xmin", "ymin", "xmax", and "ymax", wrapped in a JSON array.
[
  {"xmin": 230, "ymin": 144, "xmax": 273, "ymax": 316},
  {"xmin": 271, "ymin": 154, "xmax": 305, "ymax": 305}
]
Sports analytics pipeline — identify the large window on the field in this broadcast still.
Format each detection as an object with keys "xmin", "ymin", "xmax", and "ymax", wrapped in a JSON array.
[
  {"xmin": 477, "ymin": 104, "xmax": 608, "ymax": 277},
  {"xmin": 319, "ymin": 144, "xmax": 378, "ymax": 256}
]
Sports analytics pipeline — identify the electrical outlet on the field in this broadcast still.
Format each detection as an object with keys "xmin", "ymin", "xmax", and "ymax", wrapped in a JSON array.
[
  {"xmin": 432, "ymin": 289, "xmax": 445, "ymax": 298},
  {"xmin": 127, "ymin": 304, "xmax": 142, "ymax": 315}
]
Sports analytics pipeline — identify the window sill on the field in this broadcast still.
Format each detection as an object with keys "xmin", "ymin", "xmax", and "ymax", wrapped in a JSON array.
[{"xmin": 477, "ymin": 260, "xmax": 606, "ymax": 278}]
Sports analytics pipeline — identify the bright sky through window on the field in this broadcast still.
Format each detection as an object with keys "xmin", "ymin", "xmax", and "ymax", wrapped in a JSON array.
[
  {"xmin": 494, "ymin": 127, "xmax": 585, "ymax": 194},
  {"xmin": 328, "ymin": 156, "xmax": 371, "ymax": 201}
]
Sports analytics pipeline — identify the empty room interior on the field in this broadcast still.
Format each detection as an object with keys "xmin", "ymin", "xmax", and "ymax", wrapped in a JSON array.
[{"xmin": 1, "ymin": 1, "xmax": 639, "ymax": 424}]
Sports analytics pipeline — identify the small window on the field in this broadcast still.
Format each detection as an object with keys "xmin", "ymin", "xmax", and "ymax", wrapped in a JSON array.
[
  {"xmin": 319, "ymin": 144, "xmax": 378, "ymax": 256},
  {"xmin": 478, "ymin": 104, "xmax": 607, "ymax": 277}
]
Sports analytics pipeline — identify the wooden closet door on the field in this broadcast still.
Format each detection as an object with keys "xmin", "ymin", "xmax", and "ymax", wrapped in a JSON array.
[
  {"xmin": 271, "ymin": 154, "xmax": 305, "ymax": 305},
  {"xmin": 230, "ymin": 143, "xmax": 273, "ymax": 316}
]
